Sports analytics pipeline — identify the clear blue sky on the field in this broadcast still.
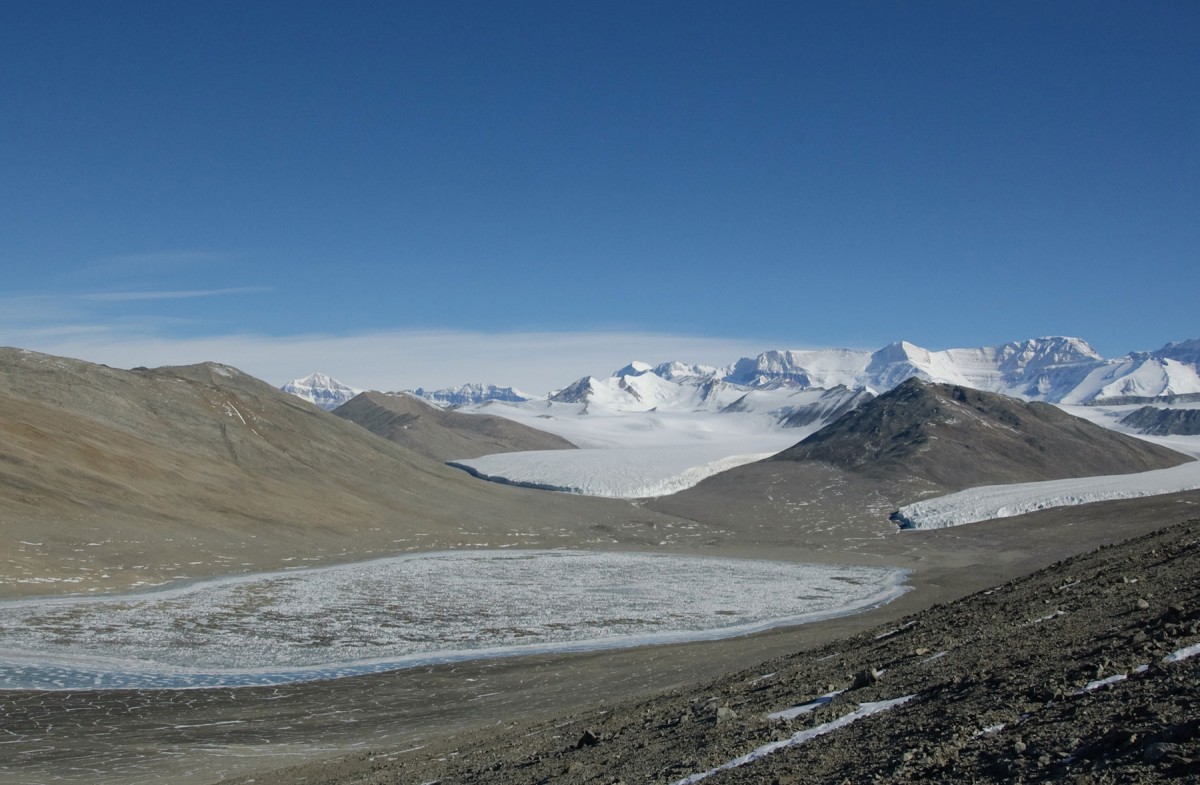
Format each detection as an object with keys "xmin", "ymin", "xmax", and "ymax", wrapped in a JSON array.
[{"xmin": 1, "ymin": 1, "xmax": 1197, "ymax": 389}]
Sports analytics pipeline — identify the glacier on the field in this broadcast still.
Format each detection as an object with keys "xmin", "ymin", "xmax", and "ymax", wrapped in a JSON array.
[{"xmin": 892, "ymin": 411, "xmax": 1200, "ymax": 530}]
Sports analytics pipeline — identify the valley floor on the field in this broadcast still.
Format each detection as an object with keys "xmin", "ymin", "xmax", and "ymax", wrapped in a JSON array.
[
  {"xmin": 227, "ymin": 513, "xmax": 1200, "ymax": 785},
  {"xmin": 2, "ymin": 491, "xmax": 1198, "ymax": 785}
]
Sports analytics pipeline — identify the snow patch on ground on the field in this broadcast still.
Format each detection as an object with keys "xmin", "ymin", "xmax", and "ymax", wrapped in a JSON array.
[
  {"xmin": 1079, "ymin": 674, "xmax": 1128, "ymax": 693},
  {"xmin": 1165, "ymin": 642, "xmax": 1200, "ymax": 663},
  {"xmin": 766, "ymin": 689, "xmax": 845, "ymax": 721},
  {"xmin": 671, "ymin": 695, "xmax": 914, "ymax": 785}
]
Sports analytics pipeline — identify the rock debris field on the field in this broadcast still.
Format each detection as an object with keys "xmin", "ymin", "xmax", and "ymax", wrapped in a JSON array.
[{"xmin": 222, "ymin": 519, "xmax": 1200, "ymax": 785}]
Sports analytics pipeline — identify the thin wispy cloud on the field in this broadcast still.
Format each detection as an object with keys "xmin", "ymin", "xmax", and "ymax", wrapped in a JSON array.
[
  {"xmin": 50, "ymin": 250, "xmax": 246, "ymax": 289},
  {"xmin": 87, "ymin": 250, "xmax": 240, "ymax": 275},
  {"xmin": 76, "ymin": 287, "xmax": 271, "ymax": 302}
]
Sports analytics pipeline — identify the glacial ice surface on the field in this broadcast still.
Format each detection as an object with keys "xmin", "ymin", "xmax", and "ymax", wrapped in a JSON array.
[
  {"xmin": 0, "ymin": 550, "xmax": 907, "ymax": 690},
  {"xmin": 893, "ymin": 459, "xmax": 1200, "ymax": 530}
]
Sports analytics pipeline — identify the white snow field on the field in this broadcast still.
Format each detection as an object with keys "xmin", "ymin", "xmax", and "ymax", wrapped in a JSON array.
[
  {"xmin": 450, "ymin": 393, "xmax": 832, "ymax": 498},
  {"xmin": 450, "ymin": 431, "xmax": 801, "ymax": 498},
  {"xmin": 0, "ymin": 551, "xmax": 908, "ymax": 690}
]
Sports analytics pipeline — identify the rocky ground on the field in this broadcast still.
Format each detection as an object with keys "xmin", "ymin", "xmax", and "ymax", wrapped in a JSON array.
[{"xmin": 225, "ymin": 518, "xmax": 1200, "ymax": 785}]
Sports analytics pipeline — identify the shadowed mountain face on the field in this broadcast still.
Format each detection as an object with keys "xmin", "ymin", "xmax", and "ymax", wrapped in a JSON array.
[
  {"xmin": 333, "ymin": 391, "xmax": 575, "ymax": 462},
  {"xmin": 772, "ymin": 378, "xmax": 1189, "ymax": 489},
  {"xmin": 1120, "ymin": 406, "xmax": 1200, "ymax": 436},
  {"xmin": 0, "ymin": 349, "xmax": 667, "ymax": 597}
]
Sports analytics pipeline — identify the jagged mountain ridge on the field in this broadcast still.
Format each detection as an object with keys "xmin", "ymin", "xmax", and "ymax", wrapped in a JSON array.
[
  {"xmin": 280, "ymin": 336, "xmax": 1200, "ymax": 424},
  {"xmin": 529, "ymin": 335, "xmax": 1200, "ymax": 412},
  {"xmin": 723, "ymin": 336, "xmax": 1200, "ymax": 404},
  {"xmin": 404, "ymin": 383, "xmax": 531, "ymax": 407},
  {"xmin": 527, "ymin": 335, "xmax": 1199, "ymax": 424}
]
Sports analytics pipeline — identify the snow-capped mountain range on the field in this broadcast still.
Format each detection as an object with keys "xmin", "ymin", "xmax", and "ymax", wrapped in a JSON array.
[
  {"xmin": 283, "ymin": 336, "xmax": 1200, "ymax": 415},
  {"xmin": 513, "ymin": 336, "xmax": 1200, "ymax": 418},
  {"xmin": 404, "ymin": 383, "xmax": 530, "ymax": 408}
]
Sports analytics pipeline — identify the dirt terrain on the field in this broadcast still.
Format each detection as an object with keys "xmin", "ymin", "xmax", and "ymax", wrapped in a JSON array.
[
  {"xmin": 332, "ymin": 390, "xmax": 576, "ymax": 461},
  {"xmin": 3, "ymin": 492, "xmax": 1198, "ymax": 785}
]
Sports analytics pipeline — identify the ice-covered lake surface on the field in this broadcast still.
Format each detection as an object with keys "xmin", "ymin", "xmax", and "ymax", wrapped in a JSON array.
[{"xmin": 0, "ymin": 550, "xmax": 908, "ymax": 690}]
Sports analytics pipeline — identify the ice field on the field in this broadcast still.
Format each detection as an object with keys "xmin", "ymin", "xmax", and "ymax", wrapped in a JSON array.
[{"xmin": 0, "ymin": 550, "xmax": 908, "ymax": 690}]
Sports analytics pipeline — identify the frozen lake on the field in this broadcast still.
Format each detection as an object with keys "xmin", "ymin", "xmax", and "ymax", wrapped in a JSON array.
[{"xmin": 0, "ymin": 550, "xmax": 907, "ymax": 690}]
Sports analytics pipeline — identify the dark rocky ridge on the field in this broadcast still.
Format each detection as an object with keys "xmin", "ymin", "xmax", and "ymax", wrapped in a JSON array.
[
  {"xmin": 333, "ymin": 390, "xmax": 575, "ymax": 461},
  {"xmin": 772, "ymin": 378, "xmax": 1189, "ymax": 490},
  {"xmin": 1121, "ymin": 406, "xmax": 1200, "ymax": 436}
]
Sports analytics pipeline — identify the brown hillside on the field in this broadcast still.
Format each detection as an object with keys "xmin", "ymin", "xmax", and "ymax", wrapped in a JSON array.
[
  {"xmin": 333, "ymin": 390, "xmax": 574, "ymax": 462},
  {"xmin": 772, "ymin": 378, "xmax": 1189, "ymax": 489},
  {"xmin": 0, "ymin": 348, "xmax": 672, "ymax": 597}
]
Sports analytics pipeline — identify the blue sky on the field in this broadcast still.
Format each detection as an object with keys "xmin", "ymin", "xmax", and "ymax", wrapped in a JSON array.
[{"xmin": 2, "ymin": 1, "xmax": 1197, "ymax": 391}]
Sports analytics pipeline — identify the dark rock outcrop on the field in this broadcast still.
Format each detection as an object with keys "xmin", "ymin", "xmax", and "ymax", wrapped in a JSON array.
[
  {"xmin": 771, "ymin": 378, "xmax": 1189, "ymax": 489},
  {"xmin": 1120, "ymin": 406, "xmax": 1200, "ymax": 436}
]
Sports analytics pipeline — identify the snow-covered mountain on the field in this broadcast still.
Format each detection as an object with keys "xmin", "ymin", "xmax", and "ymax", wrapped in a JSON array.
[
  {"xmin": 281, "ymin": 336, "xmax": 1200, "ymax": 420},
  {"xmin": 548, "ymin": 364, "xmax": 743, "ymax": 413},
  {"xmin": 402, "ymin": 383, "xmax": 530, "ymax": 408},
  {"xmin": 280, "ymin": 372, "xmax": 361, "ymax": 411},
  {"xmin": 723, "ymin": 337, "xmax": 1200, "ymax": 405},
  {"xmin": 532, "ymin": 336, "xmax": 1200, "ymax": 420}
]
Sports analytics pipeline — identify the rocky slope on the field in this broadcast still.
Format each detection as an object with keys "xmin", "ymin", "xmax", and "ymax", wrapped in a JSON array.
[
  {"xmin": 773, "ymin": 378, "xmax": 1189, "ymax": 490},
  {"xmin": 0, "ymin": 349, "xmax": 676, "ymax": 597},
  {"xmin": 223, "ymin": 518, "xmax": 1200, "ymax": 785},
  {"xmin": 333, "ymin": 391, "xmax": 575, "ymax": 461},
  {"xmin": 1121, "ymin": 406, "xmax": 1200, "ymax": 436}
]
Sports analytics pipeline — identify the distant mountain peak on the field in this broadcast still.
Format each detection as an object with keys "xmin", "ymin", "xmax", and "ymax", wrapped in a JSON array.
[
  {"xmin": 613, "ymin": 361, "xmax": 654, "ymax": 378},
  {"xmin": 404, "ymin": 383, "xmax": 530, "ymax": 408},
  {"xmin": 548, "ymin": 376, "xmax": 598, "ymax": 405},
  {"xmin": 280, "ymin": 372, "xmax": 361, "ymax": 411},
  {"xmin": 295, "ymin": 371, "xmax": 341, "ymax": 386}
]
